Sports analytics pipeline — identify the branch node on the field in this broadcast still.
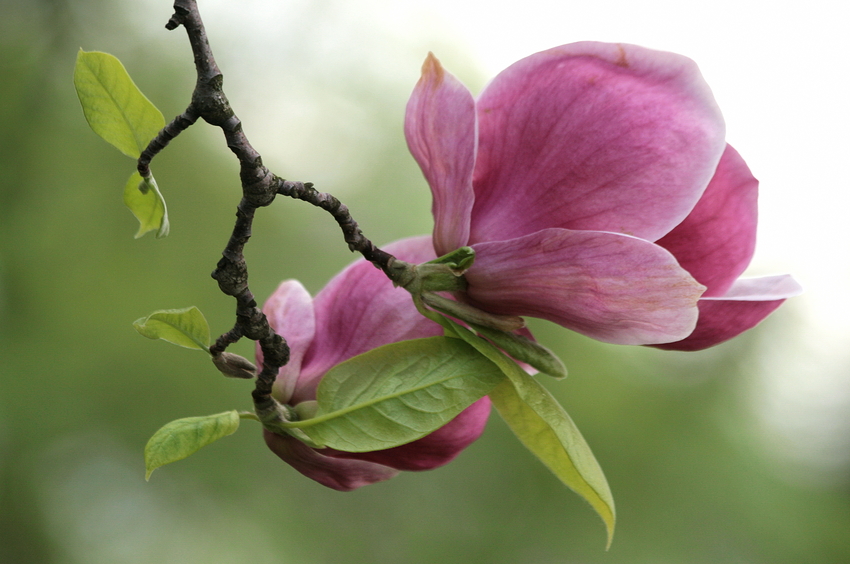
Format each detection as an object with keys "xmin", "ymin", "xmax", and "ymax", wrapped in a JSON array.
[{"xmin": 166, "ymin": 4, "xmax": 189, "ymax": 30}]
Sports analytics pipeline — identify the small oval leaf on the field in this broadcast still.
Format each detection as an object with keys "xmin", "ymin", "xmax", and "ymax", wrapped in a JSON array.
[
  {"xmin": 145, "ymin": 410, "xmax": 240, "ymax": 480},
  {"xmin": 123, "ymin": 172, "xmax": 169, "ymax": 239},
  {"xmin": 133, "ymin": 306, "xmax": 210, "ymax": 352},
  {"xmin": 74, "ymin": 50, "xmax": 165, "ymax": 158},
  {"xmin": 284, "ymin": 337, "xmax": 505, "ymax": 452}
]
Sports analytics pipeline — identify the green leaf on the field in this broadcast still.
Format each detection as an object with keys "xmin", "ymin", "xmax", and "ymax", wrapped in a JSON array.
[
  {"xmin": 421, "ymin": 291, "xmax": 525, "ymax": 332},
  {"xmin": 133, "ymin": 306, "xmax": 211, "ymax": 352},
  {"xmin": 490, "ymin": 380, "xmax": 615, "ymax": 548},
  {"xmin": 283, "ymin": 336, "xmax": 505, "ymax": 452},
  {"xmin": 74, "ymin": 50, "xmax": 165, "ymax": 158},
  {"xmin": 145, "ymin": 411, "xmax": 240, "ymax": 480},
  {"xmin": 123, "ymin": 171, "xmax": 169, "ymax": 238},
  {"xmin": 469, "ymin": 322, "xmax": 567, "ymax": 380},
  {"xmin": 438, "ymin": 316, "xmax": 615, "ymax": 548},
  {"xmin": 427, "ymin": 246, "xmax": 475, "ymax": 272}
]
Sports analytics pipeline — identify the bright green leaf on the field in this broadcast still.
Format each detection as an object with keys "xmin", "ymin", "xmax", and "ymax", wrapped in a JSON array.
[
  {"xmin": 490, "ymin": 380, "xmax": 615, "ymax": 549},
  {"xmin": 145, "ymin": 411, "xmax": 240, "ymax": 480},
  {"xmin": 438, "ymin": 316, "xmax": 615, "ymax": 548},
  {"xmin": 283, "ymin": 337, "xmax": 505, "ymax": 452},
  {"xmin": 74, "ymin": 50, "xmax": 165, "ymax": 158},
  {"xmin": 123, "ymin": 171, "xmax": 169, "ymax": 238},
  {"xmin": 133, "ymin": 306, "xmax": 211, "ymax": 352}
]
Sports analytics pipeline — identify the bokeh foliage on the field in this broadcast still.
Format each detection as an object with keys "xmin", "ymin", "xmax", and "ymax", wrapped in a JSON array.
[{"xmin": 1, "ymin": 1, "xmax": 847, "ymax": 563}]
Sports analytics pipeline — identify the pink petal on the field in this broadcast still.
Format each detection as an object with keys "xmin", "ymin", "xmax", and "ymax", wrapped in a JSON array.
[
  {"xmin": 405, "ymin": 53, "xmax": 477, "ymax": 256},
  {"xmin": 325, "ymin": 396, "xmax": 491, "ymax": 471},
  {"xmin": 292, "ymin": 236, "xmax": 442, "ymax": 403},
  {"xmin": 653, "ymin": 275, "xmax": 802, "ymax": 351},
  {"xmin": 263, "ymin": 430, "xmax": 398, "ymax": 491},
  {"xmin": 656, "ymin": 145, "xmax": 758, "ymax": 296},
  {"xmin": 465, "ymin": 228, "xmax": 706, "ymax": 345},
  {"xmin": 261, "ymin": 280, "xmax": 316, "ymax": 403},
  {"xmin": 469, "ymin": 42, "xmax": 726, "ymax": 244}
]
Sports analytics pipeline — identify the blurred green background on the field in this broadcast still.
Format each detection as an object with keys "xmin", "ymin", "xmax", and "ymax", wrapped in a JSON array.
[{"xmin": 1, "ymin": 1, "xmax": 848, "ymax": 563}]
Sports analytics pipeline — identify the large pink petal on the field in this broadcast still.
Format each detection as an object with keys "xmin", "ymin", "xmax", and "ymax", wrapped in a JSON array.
[
  {"xmin": 292, "ymin": 236, "xmax": 442, "ymax": 403},
  {"xmin": 653, "ymin": 275, "xmax": 802, "ymax": 351},
  {"xmin": 405, "ymin": 53, "xmax": 476, "ymax": 256},
  {"xmin": 261, "ymin": 280, "xmax": 316, "ymax": 403},
  {"xmin": 469, "ymin": 42, "xmax": 726, "ymax": 244},
  {"xmin": 325, "ymin": 396, "xmax": 491, "ymax": 471},
  {"xmin": 263, "ymin": 431, "xmax": 398, "ymax": 491},
  {"xmin": 656, "ymin": 145, "xmax": 758, "ymax": 296},
  {"xmin": 465, "ymin": 228, "xmax": 706, "ymax": 345}
]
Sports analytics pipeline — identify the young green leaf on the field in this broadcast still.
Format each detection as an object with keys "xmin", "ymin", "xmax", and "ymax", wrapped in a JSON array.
[
  {"xmin": 421, "ymin": 291, "xmax": 524, "ymax": 332},
  {"xmin": 469, "ymin": 322, "xmax": 567, "ymax": 380},
  {"xmin": 74, "ymin": 50, "xmax": 165, "ymax": 158},
  {"xmin": 490, "ymin": 380, "xmax": 615, "ymax": 549},
  {"xmin": 426, "ymin": 246, "xmax": 476, "ymax": 272},
  {"xmin": 123, "ymin": 171, "xmax": 170, "ymax": 238},
  {"xmin": 283, "ymin": 336, "xmax": 505, "ymax": 452},
  {"xmin": 439, "ymin": 316, "xmax": 615, "ymax": 548},
  {"xmin": 144, "ymin": 411, "xmax": 240, "ymax": 480},
  {"xmin": 133, "ymin": 306, "xmax": 211, "ymax": 352}
]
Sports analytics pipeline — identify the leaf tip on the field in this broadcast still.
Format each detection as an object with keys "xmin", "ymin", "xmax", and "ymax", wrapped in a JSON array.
[
  {"xmin": 155, "ymin": 217, "xmax": 170, "ymax": 239},
  {"xmin": 603, "ymin": 511, "xmax": 616, "ymax": 550}
]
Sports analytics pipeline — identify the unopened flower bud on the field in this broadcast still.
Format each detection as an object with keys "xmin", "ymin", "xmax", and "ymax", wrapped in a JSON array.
[{"xmin": 212, "ymin": 352, "xmax": 257, "ymax": 379}]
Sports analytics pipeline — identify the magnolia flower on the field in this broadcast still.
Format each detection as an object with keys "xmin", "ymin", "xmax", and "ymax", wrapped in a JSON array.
[
  {"xmin": 261, "ymin": 239, "xmax": 489, "ymax": 491},
  {"xmin": 405, "ymin": 42, "xmax": 800, "ymax": 349}
]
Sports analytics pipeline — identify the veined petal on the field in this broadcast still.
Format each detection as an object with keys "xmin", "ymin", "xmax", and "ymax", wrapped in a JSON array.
[
  {"xmin": 656, "ymin": 145, "xmax": 758, "ymax": 296},
  {"xmin": 466, "ymin": 229, "xmax": 706, "ymax": 345},
  {"xmin": 405, "ymin": 53, "xmax": 476, "ymax": 255},
  {"xmin": 263, "ymin": 431, "xmax": 398, "ymax": 491},
  {"xmin": 470, "ymin": 42, "xmax": 725, "ymax": 244},
  {"xmin": 293, "ymin": 236, "xmax": 441, "ymax": 403},
  {"xmin": 261, "ymin": 280, "xmax": 316, "ymax": 404},
  {"xmin": 326, "ymin": 396, "xmax": 491, "ymax": 471},
  {"xmin": 653, "ymin": 275, "xmax": 802, "ymax": 351}
]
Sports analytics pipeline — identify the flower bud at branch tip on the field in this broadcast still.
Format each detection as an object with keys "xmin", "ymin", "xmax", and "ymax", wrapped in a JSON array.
[{"xmin": 212, "ymin": 352, "xmax": 257, "ymax": 379}]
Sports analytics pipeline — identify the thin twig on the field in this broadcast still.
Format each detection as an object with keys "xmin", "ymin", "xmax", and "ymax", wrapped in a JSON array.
[
  {"xmin": 135, "ymin": 0, "xmax": 401, "ymax": 422},
  {"xmin": 275, "ymin": 180, "xmax": 398, "ymax": 279}
]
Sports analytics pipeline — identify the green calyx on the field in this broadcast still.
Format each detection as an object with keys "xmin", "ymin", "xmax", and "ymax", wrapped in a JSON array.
[
  {"xmin": 389, "ymin": 246, "xmax": 476, "ymax": 295},
  {"xmin": 391, "ymin": 246, "xmax": 526, "ymax": 333}
]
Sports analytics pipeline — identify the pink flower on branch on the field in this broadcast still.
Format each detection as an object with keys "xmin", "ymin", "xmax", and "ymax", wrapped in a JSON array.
[
  {"xmin": 259, "ymin": 42, "xmax": 801, "ymax": 491},
  {"xmin": 261, "ymin": 238, "xmax": 490, "ymax": 491},
  {"xmin": 405, "ymin": 42, "xmax": 800, "ymax": 349}
]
